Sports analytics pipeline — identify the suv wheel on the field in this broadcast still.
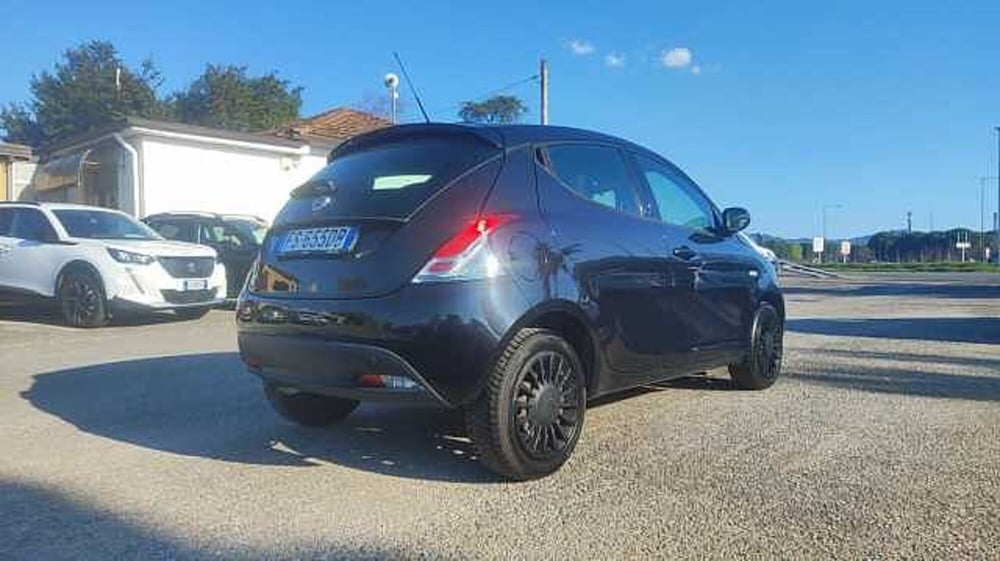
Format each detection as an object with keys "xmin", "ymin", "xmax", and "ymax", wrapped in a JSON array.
[
  {"xmin": 728, "ymin": 303, "xmax": 783, "ymax": 390},
  {"xmin": 58, "ymin": 269, "xmax": 109, "ymax": 328},
  {"xmin": 264, "ymin": 383, "xmax": 359, "ymax": 427},
  {"xmin": 466, "ymin": 328, "xmax": 586, "ymax": 480}
]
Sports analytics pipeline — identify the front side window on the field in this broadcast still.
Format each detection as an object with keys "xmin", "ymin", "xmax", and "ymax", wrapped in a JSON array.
[
  {"xmin": 53, "ymin": 209, "xmax": 161, "ymax": 241},
  {"xmin": 0, "ymin": 208, "xmax": 14, "ymax": 236},
  {"xmin": 635, "ymin": 154, "xmax": 716, "ymax": 232},
  {"xmin": 200, "ymin": 223, "xmax": 245, "ymax": 247},
  {"xmin": 148, "ymin": 220, "xmax": 196, "ymax": 243},
  {"xmin": 544, "ymin": 144, "xmax": 641, "ymax": 216},
  {"xmin": 11, "ymin": 208, "xmax": 57, "ymax": 241},
  {"xmin": 224, "ymin": 219, "xmax": 267, "ymax": 246}
]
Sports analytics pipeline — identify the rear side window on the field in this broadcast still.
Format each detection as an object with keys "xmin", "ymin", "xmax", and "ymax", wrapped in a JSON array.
[
  {"xmin": 11, "ymin": 208, "xmax": 57, "ymax": 241},
  {"xmin": 289, "ymin": 137, "xmax": 499, "ymax": 220},
  {"xmin": 544, "ymin": 144, "xmax": 640, "ymax": 216}
]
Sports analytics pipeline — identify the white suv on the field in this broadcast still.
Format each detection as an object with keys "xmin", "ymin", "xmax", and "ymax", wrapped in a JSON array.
[{"xmin": 0, "ymin": 202, "xmax": 227, "ymax": 327}]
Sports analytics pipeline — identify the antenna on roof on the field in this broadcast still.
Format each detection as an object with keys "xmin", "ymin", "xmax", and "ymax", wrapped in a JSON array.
[{"xmin": 392, "ymin": 52, "xmax": 431, "ymax": 123}]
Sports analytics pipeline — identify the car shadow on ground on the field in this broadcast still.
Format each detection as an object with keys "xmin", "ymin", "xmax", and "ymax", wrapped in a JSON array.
[
  {"xmin": 787, "ymin": 317, "xmax": 1000, "ymax": 344},
  {"xmin": 791, "ymin": 364, "xmax": 1000, "ymax": 402},
  {"xmin": 22, "ymin": 353, "xmax": 498, "ymax": 483},
  {"xmin": 0, "ymin": 304, "xmax": 217, "ymax": 328},
  {"xmin": 0, "ymin": 479, "xmax": 417, "ymax": 560}
]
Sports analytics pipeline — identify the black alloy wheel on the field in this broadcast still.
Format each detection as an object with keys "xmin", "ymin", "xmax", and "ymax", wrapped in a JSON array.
[
  {"xmin": 729, "ymin": 303, "xmax": 783, "ymax": 390},
  {"xmin": 512, "ymin": 351, "xmax": 582, "ymax": 459},
  {"xmin": 467, "ymin": 328, "xmax": 587, "ymax": 480},
  {"xmin": 58, "ymin": 270, "xmax": 109, "ymax": 328}
]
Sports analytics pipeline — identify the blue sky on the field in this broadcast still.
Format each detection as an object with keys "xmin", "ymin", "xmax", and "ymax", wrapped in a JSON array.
[{"xmin": 3, "ymin": 0, "xmax": 999, "ymax": 238}]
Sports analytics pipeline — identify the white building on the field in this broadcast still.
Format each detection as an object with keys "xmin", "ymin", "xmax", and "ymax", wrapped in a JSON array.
[{"xmin": 24, "ymin": 109, "xmax": 388, "ymax": 221}]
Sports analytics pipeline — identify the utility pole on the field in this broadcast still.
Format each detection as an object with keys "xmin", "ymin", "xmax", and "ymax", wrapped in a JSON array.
[
  {"xmin": 906, "ymin": 211, "xmax": 912, "ymax": 233},
  {"xmin": 540, "ymin": 58, "xmax": 549, "ymax": 125},
  {"xmin": 995, "ymin": 127, "xmax": 1000, "ymax": 266}
]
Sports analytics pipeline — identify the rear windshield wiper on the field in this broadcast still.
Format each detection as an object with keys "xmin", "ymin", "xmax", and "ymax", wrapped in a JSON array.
[{"xmin": 291, "ymin": 179, "xmax": 337, "ymax": 199}]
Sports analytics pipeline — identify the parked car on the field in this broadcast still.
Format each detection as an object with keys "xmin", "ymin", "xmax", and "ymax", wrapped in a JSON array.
[
  {"xmin": 236, "ymin": 124, "xmax": 785, "ymax": 480},
  {"xmin": 143, "ymin": 212, "xmax": 267, "ymax": 298},
  {"xmin": 0, "ymin": 202, "xmax": 226, "ymax": 327}
]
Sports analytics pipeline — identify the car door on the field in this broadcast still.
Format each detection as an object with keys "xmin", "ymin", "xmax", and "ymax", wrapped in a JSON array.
[
  {"xmin": 1, "ymin": 208, "xmax": 65, "ymax": 296},
  {"xmin": 631, "ymin": 153, "xmax": 757, "ymax": 366},
  {"xmin": 536, "ymin": 143, "xmax": 689, "ymax": 391},
  {"xmin": 199, "ymin": 221, "xmax": 256, "ymax": 295}
]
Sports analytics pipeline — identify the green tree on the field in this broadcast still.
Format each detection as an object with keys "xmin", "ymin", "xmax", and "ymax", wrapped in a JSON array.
[
  {"xmin": 458, "ymin": 95, "xmax": 527, "ymax": 124},
  {"xmin": 170, "ymin": 65, "xmax": 302, "ymax": 132},
  {"xmin": 787, "ymin": 243, "xmax": 804, "ymax": 262},
  {"xmin": 1, "ymin": 41, "xmax": 163, "ymax": 147}
]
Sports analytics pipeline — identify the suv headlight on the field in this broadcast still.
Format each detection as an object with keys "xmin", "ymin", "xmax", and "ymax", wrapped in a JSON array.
[{"xmin": 107, "ymin": 248, "xmax": 155, "ymax": 265}]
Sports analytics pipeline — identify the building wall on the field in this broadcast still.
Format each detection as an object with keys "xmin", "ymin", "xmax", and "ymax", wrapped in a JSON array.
[
  {"xmin": 138, "ymin": 136, "xmax": 327, "ymax": 221},
  {"xmin": 11, "ymin": 161, "xmax": 37, "ymax": 201}
]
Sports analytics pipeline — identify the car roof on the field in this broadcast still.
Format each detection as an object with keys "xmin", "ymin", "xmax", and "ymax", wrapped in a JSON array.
[
  {"xmin": 0, "ymin": 202, "xmax": 127, "ymax": 213},
  {"xmin": 145, "ymin": 211, "xmax": 223, "ymax": 221},
  {"xmin": 330, "ymin": 123, "xmax": 652, "ymax": 159},
  {"xmin": 145, "ymin": 212, "xmax": 268, "ymax": 224}
]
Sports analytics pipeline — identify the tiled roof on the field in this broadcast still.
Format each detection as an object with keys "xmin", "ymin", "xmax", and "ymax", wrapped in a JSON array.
[
  {"xmin": 276, "ymin": 108, "xmax": 390, "ymax": 143},
  {"xmin": 0, "ymin": 142, "xmax": 32, "ymax": 160}
]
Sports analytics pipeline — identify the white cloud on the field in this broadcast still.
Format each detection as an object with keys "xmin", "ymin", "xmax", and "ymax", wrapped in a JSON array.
[
  {"xmin": 660, "ymin": 47, "xmax": 692, "ymax": 68},
  {"xmin": 568, "ymin": 39, "xmax": 595, "ymax": 56},
  {"xmin": 690, "ymin": 64, "xmax": 702, "ymax": 75},
  {"xmin": 604, "ymin": 52, "xmax": 626, "ymax": 68}
]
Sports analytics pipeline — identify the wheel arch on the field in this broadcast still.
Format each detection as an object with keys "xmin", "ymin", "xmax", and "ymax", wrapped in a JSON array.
[
  {"xmin": 54, "ymin": 260, "xmax": 106, "ymax": 297},
  {"xmin": 501, "ymin": 300, "xmax": 602, "ymax": 397}
]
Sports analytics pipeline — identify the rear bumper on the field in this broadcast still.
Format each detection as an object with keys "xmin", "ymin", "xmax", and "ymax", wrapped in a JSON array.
[
  {"xmin": 239, "ymin": 333, "xmax": 450, "ymax": 406},
  {"xmin": 236, "ymin": 279, "xmax": 528, "ymax": 407}
]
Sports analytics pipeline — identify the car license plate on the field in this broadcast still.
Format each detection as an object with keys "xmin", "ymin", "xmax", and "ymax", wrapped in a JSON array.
[
  {"xmin": 279, "ymin": 226, "xmax": 358, "ymax": 255},
  {"xmin": 183, "ymin": 279, "xmax": 208, "ymax": 291}
]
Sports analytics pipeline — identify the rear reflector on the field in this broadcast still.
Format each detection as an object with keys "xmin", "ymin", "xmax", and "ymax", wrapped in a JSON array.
[{"xmin": 357, "ymin": 374, "xmax": 419, "ymax": 390}]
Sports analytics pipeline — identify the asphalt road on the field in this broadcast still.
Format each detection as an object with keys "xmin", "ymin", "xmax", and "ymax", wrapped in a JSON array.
[{"xmin": 1, "ymin": 273, "xmax": 998, "ymax": 560}]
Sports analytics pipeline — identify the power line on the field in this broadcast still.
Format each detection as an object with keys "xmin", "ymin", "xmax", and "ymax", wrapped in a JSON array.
[{"xmin": 428, "ymin": 74, "xmax": 540, "ymax": 117}]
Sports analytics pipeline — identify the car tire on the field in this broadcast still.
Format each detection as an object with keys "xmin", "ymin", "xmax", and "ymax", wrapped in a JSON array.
[
  {"xmin": 466, "ymin": 328, "xmax": 587, "ymax": 480},
  {"xmin": 175, "ymin": 307, "xmax": 211, "ymax": 321},
  {"xmin": 264, "ymin": 383, "xmax": 359, "ymax": 427},
  {"xmin": 57, "ymin": 268, "xmax": 110, "ymax": 328},
  {"xmin": 728, "ymin": 303, "xmax": 783, "ymax": 390}
]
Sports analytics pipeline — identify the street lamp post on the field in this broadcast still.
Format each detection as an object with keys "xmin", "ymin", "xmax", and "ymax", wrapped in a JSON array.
[
  {"xmin": 980, "ymin": 177, "xmax": 997, "ymax": 262},
  {"xmin": 995, "ymin": 127, "xmax": 1000, "ymax": 266}
]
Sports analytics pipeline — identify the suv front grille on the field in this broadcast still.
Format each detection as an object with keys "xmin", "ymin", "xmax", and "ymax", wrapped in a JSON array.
[
  {"xmin": 159, "ymin": 256, "xmax": 215, "ymax": 278},
  {"xmin": 161, "ymin": 288, "xmax": 218, "ymax": 305}
]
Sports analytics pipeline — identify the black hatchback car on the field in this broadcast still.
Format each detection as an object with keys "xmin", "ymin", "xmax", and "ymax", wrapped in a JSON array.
[
  {"xmin": 237, "ymin": 124, "xmax": 784, "ymax": 480},
  {"xmin": 144, "ymin": 212, "xmax": 268, "ymax": 298}
]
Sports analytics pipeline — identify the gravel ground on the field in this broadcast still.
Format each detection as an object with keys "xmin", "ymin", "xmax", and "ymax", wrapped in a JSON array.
[{"xmin": 1, "ymin": 272, "xmax": 998, "ymax": 560}]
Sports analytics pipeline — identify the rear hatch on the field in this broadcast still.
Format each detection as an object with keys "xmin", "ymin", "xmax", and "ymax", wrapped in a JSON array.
[{"xmin": 252, "ymin": 128, "xmax": 504, "ymax": 299}]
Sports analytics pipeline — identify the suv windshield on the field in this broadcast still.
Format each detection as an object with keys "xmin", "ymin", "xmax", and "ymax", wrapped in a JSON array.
[
  {"xmin": 53, "ymin": 209, "xmax": 162, "ymax": 240},
  {"xmin": 290, "ymin": 136, "xmax": 499, "ymax": 220}
]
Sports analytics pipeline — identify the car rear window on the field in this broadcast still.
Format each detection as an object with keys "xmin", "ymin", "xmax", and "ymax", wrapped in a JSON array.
[{"xmin": 286, "ymin": 137, "xmax": 499, "ymax": 220}]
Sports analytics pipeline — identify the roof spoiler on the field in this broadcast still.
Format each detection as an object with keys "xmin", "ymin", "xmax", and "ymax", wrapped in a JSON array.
[{"xmin": 327, "ymin": 123, "xmax": 504, "ymax": 163}]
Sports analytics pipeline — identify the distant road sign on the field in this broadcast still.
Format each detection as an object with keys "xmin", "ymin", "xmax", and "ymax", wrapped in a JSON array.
[
  {"xmin": 840, "ymin": 241, "xmax": 851, "ymax": 256},
  {"xmin": 812, "ymin": 237, "xmax": 825, "ymax": 254}
]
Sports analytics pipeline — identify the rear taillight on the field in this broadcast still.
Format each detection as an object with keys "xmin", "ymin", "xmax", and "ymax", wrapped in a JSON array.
[{"xmin": 413, "ymin": 214, "xmax": 515, "ymax": 283}]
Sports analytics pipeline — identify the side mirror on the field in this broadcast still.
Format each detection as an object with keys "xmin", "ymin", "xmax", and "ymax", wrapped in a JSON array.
[{"xmin": 721, "ymin": 207, "xmax": 751, "ymax": 234}]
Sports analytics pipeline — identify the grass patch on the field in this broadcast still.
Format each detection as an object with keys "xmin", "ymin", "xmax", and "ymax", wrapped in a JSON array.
[{"xmin": 807, "ymin": 262, "xmax": 999, "ymax": 273}]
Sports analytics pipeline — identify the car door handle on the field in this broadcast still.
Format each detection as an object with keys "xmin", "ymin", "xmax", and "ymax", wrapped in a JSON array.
[{"xmin": 672, "ymin": 246, "xmax": 699, "ymax": 261}]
